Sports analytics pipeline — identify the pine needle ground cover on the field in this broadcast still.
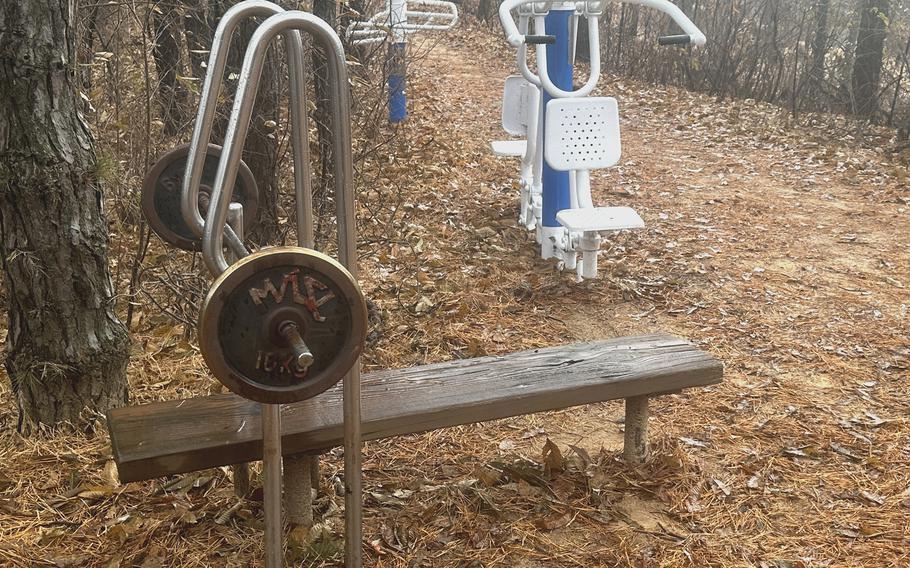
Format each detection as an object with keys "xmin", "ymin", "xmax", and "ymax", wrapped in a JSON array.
[{"xmin": 1, "ymin": 25, "xmax": 908, "ymax": 568}]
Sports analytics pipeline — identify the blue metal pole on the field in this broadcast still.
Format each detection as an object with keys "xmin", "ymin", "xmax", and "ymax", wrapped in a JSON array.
[
  {"xmin": 541, "ymin": 10, "xmax": 573, "ymax": 227},
  {"xmin": 388, "ymin": 42, "xmax": 407, "ymax": 123}
]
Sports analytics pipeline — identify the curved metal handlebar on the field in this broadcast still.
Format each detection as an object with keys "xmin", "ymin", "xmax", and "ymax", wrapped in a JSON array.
[
  {"xmin": 502, "ymin": 0, "xmax": 704, "ymax": 98},
  {"xmin": 500, "ymin": 0, "xmax": 706, "ymax": 48},
  {"xmin": 499, "ymin": 0, "xmax": 537, "ymax": 47},
  {"xmin": 348, "ymin": 0, "xmax": 459, "ymax": 46},
  {"xmin": 202, "ymin": 12, "xmax": 356, "ymax": 277},
  {"xmin": 625, "ymin": 0, "xmax": 706, "ymax": 46},
  {"xmin": 182, "ymin": 0, "xmax": 315, "ymax": 256},
  {"xmin": 200, "ymin": 16, "xmax": 361, "ymax": 566},
  {"xmin": 516, "ymin": 14, "xmax": 542, "ymax": 87},
  {"xmin": 501, "ymin": 1, "xmax": 600, "ymax": 98},
  {"xmin": 534, "ymin": 13, "xmax": 601, "ymax": 98}
]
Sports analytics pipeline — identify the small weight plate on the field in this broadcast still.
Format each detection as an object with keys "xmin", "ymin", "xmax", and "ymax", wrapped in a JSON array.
[
  {"xmin": 199, "ymin": 247, "xmax": 367, "ymax": 404},
  {"xmin": 141, "ymin": 143, "xmax": 259, "ymax": 251}
]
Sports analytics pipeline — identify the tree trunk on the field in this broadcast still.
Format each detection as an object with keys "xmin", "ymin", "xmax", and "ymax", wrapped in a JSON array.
[
  {"xmin": 151, "ymin": 7, "xmax": 189, "ymax": 136},
  {"xmin": 810, "ymin": 0, "xmax": 830, "ymax": 91},
  {"xmin": 184, "ymin": 0, "xmax": 212, "ymax": 80},
  {"xmin": 888, "ymin": 34, "xmax": 910, "ymax": 125},
  {"xmin": 852, "ymin": 0, "xmax": 889, "ymax": 118},
  {"xmin": 0, "ymin": 0, "xmax": 131, "ymax": 433},
  {"xmin": 313, "ymin": 0, "xmax": 337, "ymax": 247}
]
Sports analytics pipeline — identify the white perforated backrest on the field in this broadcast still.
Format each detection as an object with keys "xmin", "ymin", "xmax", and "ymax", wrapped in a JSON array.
[
  {"xmin": 502, "ymin": 75, "xmax": 533, "ymax": 136},
  {"xmin": 544, "ymin": 97, "xmax": 621, "ymax": 171}
]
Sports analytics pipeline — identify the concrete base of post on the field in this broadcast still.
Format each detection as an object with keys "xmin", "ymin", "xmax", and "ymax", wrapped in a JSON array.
[
  {"xmin": 232, "ymin": 463, "xmax": 250, "ymax": 497},
  {"xmin": 623, "ymin": 395, "xmax": 649, "ymax": 464},
  {"xmin": 285, "ymin": 454, "xmax": 317, "ymax": 527}
]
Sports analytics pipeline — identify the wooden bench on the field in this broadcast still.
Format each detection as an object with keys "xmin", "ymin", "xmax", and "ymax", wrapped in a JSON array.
[{"xmin": 108, "ymin": 333, "xmax": 722, "ymax": 483}]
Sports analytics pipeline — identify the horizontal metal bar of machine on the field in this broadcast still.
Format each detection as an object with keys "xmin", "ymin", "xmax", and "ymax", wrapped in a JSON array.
[{"xmin": 108, "ymin": 333, "xmax": 722, "ymax": 483}]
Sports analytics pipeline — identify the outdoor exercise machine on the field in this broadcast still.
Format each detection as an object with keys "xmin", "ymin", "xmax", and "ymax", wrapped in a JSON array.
[
  {"xmin": 200, "ymin": 10, "xmax": 365, "ymax": 568},
  {"xmin": 141, "ymin": 0, "xmax": 314, "ymax": 255},
  {"xmin": 118, "ymin": 3, "xmax": 723, "ymax": 566},
  {"xmin": 493, "ymin": 0, "xmax": 706, "ymax": 280},
  {"xmin": 346, "ymin": 0, "xmax": 459, "ymax": 122},
  {"xmin": 140, "ymin": 3, "xmax": 366, "ymax": 566}
]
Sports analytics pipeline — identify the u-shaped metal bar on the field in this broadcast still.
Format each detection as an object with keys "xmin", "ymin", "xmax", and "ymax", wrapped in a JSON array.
[
  {"xmin": 182, "ymin": 0, "xmax": 315, "ymax": 257},
  {"xmin": 534, "ymin": 13, "xmax": 601, "ymax": 99},
  {"xmin": 200, "ymin": 11, "xmax": 362, "ymax": 567},
  {"xmin": 203, "ymin": 11, "xmax": 355, "ymax": 275},
  {"xmin": 516, "ymin": 12, "xmax": 542, "ymax": 87}
]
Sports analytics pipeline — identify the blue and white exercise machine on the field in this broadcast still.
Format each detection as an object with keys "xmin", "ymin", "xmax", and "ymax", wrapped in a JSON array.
[
  {"xmin": 348, "ymin": 0, "xmax": 459, "ymax": 122},
  {"xmin": 495, "ymin": 0, "xmax": 706, "ymax": 280}
]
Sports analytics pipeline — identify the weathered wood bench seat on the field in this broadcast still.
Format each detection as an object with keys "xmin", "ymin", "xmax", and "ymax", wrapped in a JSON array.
[{"xmin": 108, "ymin": 333, "xmax": 722, "ymax": 483}]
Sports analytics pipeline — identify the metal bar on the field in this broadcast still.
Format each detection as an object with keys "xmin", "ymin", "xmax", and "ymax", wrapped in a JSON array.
[
  {"xmin": 226, "ymin": 203, "xmax": 251, "ymax": 496},
  {"xmin": 202, "ymin": 14, "xmax": 353, "ymax": 275},
  {"xmin": 262, "ymin": 403, "xmax": 283, "ymax": 567},
  {"xmin": 182, "ymin": 0, "xmax": 313, "ymax": 259},
  {"xmin": 288, "ymin": 33, "xmax": 314, "ymax": 248},
  {"xmin": 279, "ymin": 322, "xmax": 315, "ymax": 368},
  {"xmin": 325, "ymin": 45, "xmax": 363, "ymax": 568},
  {"xmin": 201, "ymin": 13, "xmax": 363, "ymax": 566}
]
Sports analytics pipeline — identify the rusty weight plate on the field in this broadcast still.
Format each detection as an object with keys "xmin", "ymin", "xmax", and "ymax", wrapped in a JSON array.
[
  {"xmin": 141, "ymin": 143, "xmax": 259, "ymax": 251},
  {"xmin": 199, "ymin": 247, "xmax": 367, "ymax": 404}
]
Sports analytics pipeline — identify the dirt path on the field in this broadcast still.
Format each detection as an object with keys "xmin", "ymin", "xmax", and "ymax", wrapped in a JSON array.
[{"xmin": 357, "ymin": 29, "xmax": 910, "ymax": 566}]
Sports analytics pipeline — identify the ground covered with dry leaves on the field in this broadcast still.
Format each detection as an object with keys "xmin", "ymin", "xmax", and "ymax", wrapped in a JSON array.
[{"xmin": 1, "ymin": 24, "xmax": 909, "ymax": 568}]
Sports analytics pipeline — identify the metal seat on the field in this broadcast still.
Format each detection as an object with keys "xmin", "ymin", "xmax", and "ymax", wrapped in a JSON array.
[
  {"xmin": 544, "ymin": 96, "xmax": 622, "ymax": 171},
  {"xmin": 491, "ymin": 139, "xmax": 527, "ymax": 157},
  {"xmin": 490, "ymin": 75, "xmax": 535, "ymax": 157},
  {"xmin": 544, "ymin": 96, "xmax": 642, "ymax": 279}
]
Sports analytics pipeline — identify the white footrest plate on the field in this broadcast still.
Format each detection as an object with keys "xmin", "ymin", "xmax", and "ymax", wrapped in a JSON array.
[
  {"xmin": 556, "ymin": 207, "xmax": 644, "ymax": 232},
  {"xmin": 490, "ymin": 140, "xmax": 527, "ymax": 157}
]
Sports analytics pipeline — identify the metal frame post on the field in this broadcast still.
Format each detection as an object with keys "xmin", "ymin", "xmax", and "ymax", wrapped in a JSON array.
[
  {"xmin": 539, "ymin": 8, "xmax": 574, "ymax": 258},
  {"xmin": 262, "ymin": 404, "xmax": 284, "ymax": 565},
  {"xmin": 182, "ymin": 1, "xmax": 315, "ymax": 255},
  {"xmin": 388, "ymin": 0, "xmax": 408, "ymax": 122},
  {"xmin": 199, "ymin": 11, "xmax": 363, "ymax": 567}
]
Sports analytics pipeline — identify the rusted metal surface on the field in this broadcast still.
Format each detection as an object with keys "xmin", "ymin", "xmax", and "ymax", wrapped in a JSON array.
[
  {"xmin": 141, "ymin": 143, "xmax": 258, "ymax": 251},
  {"xmin": 262, "ymin": 404, "xmax": 283, "ymax": 567},
  {"xmin": 199, "ymin": 247, "xmax": 367, "ymax": 405}
]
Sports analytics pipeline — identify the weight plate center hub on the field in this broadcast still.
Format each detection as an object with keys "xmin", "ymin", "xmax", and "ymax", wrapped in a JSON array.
[{"xmin": 200, "ymin": 247, "xmax": 367, "ymax": 404}]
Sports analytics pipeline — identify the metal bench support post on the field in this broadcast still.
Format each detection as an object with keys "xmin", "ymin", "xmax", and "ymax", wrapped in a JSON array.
[{"xmin": 263, "ymin": 404, "xmax": 283, "ymax": 565}]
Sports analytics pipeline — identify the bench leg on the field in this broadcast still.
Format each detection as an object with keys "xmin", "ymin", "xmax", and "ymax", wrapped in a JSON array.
[
  {"xmin": 623, "ymin": 395, "xmax": 649, "ymax": 464},
  {"xmin": 232, "ymin": 463, "xmax": 250, "ymax": 497},
  {"xmin": 285, "ymin": 453, "xmax": 316, "ymax": 527},
  {"xmin": 310, "ymin": 453, "xmax": 321, "ymax": 497}
]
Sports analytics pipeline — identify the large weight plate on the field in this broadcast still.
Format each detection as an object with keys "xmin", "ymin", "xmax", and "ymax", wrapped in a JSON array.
[
  {"xmin": 199, "ymin": 247, "xmax": 367, "ymax": 404},
  {"xmin": 141, "ymin": 143, "xmax": 259, "ymax": 251}
]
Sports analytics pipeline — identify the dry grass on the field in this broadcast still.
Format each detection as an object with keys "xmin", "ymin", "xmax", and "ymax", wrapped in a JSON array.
[{"xmin": 2, "ymin": 22, "xmax": 909, "ymax": 567}]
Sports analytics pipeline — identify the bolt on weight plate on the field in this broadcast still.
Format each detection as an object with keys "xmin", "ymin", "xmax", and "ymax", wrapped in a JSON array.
[
  {"xmin": 141, "ymin": 143, "xmax": 259, "ymax": 251},
  {"xmin": 199, "ymin": 247, "xmax": 367, "ymax": 404}
]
